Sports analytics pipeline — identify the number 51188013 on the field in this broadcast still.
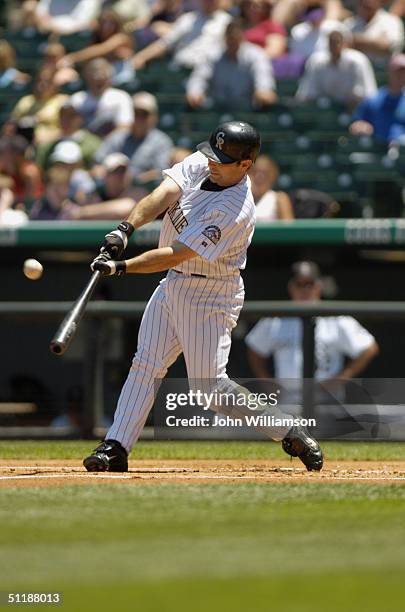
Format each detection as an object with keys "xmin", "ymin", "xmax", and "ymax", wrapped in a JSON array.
[{"xmin": 4, "ymin": 593, "xmax": 62, "ymax": 604}]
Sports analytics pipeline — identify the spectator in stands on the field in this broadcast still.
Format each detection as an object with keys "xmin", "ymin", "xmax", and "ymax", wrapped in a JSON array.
[
  {"xmin": 33, "ymin": 0, "xmax": 101, "ymax": 35},
  {"xmin": 129, "ymin": 0, "xmax": 183, "ymax": 39},
  {"xmin": 29, "ymin": 166, "xmax": 73, "ymax": 220},
  {"xmin": 296, "ymin": 27, "xmax": 377, "ymax": 108},
  {"xmin": 9, "ymin": 67, "xmax": 68, "ymax": 144},
  {"xmin": 0, "ymin": 40, "xmax": 30, "ymax": 88},
  {"xmin": 186, "ymin": 18, "xmax": 277, "ymax": 109},
  {"xmin": 94, "ymin": 91, "xmax": 173, "ymax": 183},
  {"xmin": 289, "ymin": 8, "xmax": 326, "ymax": 59},
  {"xmin": 63, "ymin": 153, "xmax": 146, "ymax": 219},
  {"xmin": 0, "ymin": 177, "xmax": 28, "ymax": 227},
  {"xmin": 168, "ymin": 146, "xmax": 193, "ymax": 166},
  {"xmin": 239, "ymin": 0, "xmax": 287, "ymax": 59},
  {"xmin": 11, "ymin": 1, "xmax": 39, "ymax": 31},
  {"xmin": 289, "ymin": 188, "xmax": 340, "ymax": 218},
  {"xmin": 289, "ymin": 13, "xmax": 375, "ymax": 70},
  {"xmin": 345, "ymin": 0, "xmax": 404, "ymax": 58},
  {"xmin": 350, "ymin": 53, "xmax": 405, "ymax": 143},
  {"xmin": 37, "ymin": 100, "xmax": 101, "ymax": 169},
  {"xmin": 0, "ymin": 135, "xmax": 43, "ymax": 205},
  {"xmin": 288, "ymin": 9, "xmax": 353, "ymax": 57},
  {"xmin": 272, "ymin": 0, "xmax": 343, "ymax": 28},
  {"xmin": 69, "ymin": 58, "xmax": 134, "ymax": 136},
  {"xmin": 47, "ymin": 140, "xmax": 95, "ymax": 202},
  {"xmin": 390, "ymin": 0, "xmax": 405, "ymax": 17},
  {"xmin": 110, "ymin": 0, "xmax": 152, "ymax": 29},
  {"xmin": 249, "ymin": 155, "xmax": 294, "ymax": 220},
  {"xmin": 245, "ymin": 260, "xmax": 379, "ymax": 402},
  {"xmin": 41, "ymin": 42, "xmax": 80, "ymax": 88},
  {"xmin": 132, "ymin": 0, "xmax": 232, "ymax": 70},
  {"xmin": 61, "ymin": 8, "xmax": 135, "ymax": 86}
]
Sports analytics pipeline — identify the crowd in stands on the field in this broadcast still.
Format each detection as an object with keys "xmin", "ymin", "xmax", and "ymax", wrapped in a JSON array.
[{"xmin": 1, "ymin": 0, "xmax": 405, "ymax": 225}]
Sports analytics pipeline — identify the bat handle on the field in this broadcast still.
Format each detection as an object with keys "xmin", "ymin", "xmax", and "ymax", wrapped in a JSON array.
[{"xmin": 50, "ymin": 270, "xmax": 102, "ymax": 356}]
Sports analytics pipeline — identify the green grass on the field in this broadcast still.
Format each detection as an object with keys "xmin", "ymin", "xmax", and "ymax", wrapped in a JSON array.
[
  {"xmin": 1, "ymin": 483, "xmax": 405, "ymax": 611},
  {"xmin": 1, "ymin": 441, "xmax": 405, "ymax": 610},
  {"xmin": 1, "ymin": 439, "xmax": 405, "ymax": 461}
]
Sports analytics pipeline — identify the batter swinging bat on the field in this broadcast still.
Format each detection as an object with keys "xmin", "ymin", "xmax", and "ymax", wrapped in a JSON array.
[{"xmin": 50, "ymin": 270, "xmax": 101, "ymax": 356}]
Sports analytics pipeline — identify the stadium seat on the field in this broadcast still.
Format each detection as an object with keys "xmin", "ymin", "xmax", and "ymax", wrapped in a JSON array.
[
  {"xmin": 336, "ymin": 135, "xmax": 387, "ymax": 155},
  {"xmin": 4, "ymin": 30, "xmax": 48, "ymax": 72},
  {"xmin": 276, "ymin": 79, "xmax": 298, "ymax": 97},
  {"xmin": 0, "ymin": 82, "xmax": 32, "ymax": 127},
  {"xmin": 59, "ymin": 31, "xmax": 93, "ymax": 53}
]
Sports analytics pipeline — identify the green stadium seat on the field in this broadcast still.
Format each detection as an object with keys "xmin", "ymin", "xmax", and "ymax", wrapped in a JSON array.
[
  {"xmin": 4, "ymin": 30, "xmax": 48, "ymax": 50},
  {"xmin": 336, "ymin": 135, "xmax": 387, "ymax": 155},
  {"xmin": 0, "ymin": 83, "xmax": 32, "ymax": 124},
  {"xmin": 304, "ymin": 130, "xmax": 345, "ymax": 153},
  {"xmin": 4, "ymin": 30, "xmax": 48, "ymax": 72},
  {"xmin": 276, "ymin": 78, "xmax": 298, "ymax": 97},
  {"xmin": 154, "ymin": 93, "xmax": 185, "ymax": 114},
  {"xmin": 289, "ymin": 101, "xmax": 349, "ymax": 134},
  {"xmin": 59, "ymin": 31, "xmax": 93, "ymax": 53},
  {"xmin": 180, "ymin": 111, "xmax": 224, "ymax": 132}
]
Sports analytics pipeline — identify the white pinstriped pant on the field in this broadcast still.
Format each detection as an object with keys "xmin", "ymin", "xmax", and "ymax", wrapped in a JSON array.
[{"xmin": 106, "ymin": 270, "xmax": 291, "ymax": 452}]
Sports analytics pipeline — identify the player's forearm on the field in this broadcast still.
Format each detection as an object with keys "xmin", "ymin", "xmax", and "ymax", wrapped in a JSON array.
[
  {"xmin": 124, "ymin": 245, "xmax": 194, "ymax": 273},
  {"xmin": 126, "ymin": 179, "xmax": 180, "ymax": 228}
]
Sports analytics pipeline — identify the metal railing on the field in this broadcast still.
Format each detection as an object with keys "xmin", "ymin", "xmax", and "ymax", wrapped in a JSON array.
[{"xmin": 1, "ymin": 300, "xmax": 405, "ymax": 438}]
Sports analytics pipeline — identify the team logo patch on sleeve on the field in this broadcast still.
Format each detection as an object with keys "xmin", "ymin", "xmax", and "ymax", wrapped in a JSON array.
[{"xmin": 202, "ymin": 225, "xmax": 221, "ymax": 245}]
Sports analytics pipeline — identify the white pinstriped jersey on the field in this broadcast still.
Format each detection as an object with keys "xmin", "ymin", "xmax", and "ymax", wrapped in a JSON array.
[
  {"xmin": 160, "ymin": 152, "xmax": 256, "ymax": 277},
  {"xmin": 106, "ymin": 152, "xmax": 293, "ymax": 452}
]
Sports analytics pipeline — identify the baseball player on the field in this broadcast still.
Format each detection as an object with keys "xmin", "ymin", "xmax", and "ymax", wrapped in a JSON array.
[{"xmin": 83, "ymin": 121, "xmax": 323, "ymax": 473}]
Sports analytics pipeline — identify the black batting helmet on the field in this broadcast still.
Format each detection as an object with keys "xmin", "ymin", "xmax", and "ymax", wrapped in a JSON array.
[{"xmin": 197, "ymin": 121, "xmax": 261, "ymax": 164}]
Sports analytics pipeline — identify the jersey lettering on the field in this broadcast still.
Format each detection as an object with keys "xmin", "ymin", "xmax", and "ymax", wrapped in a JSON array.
[{"xmin": 168, "ymin": 201, "xmax": 188, "ymax": 233}]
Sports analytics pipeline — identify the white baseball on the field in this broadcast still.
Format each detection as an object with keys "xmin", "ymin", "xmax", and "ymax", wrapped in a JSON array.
[{"xmin": 23, "ymin": 258, "xmax": 43, "ymax": 280}]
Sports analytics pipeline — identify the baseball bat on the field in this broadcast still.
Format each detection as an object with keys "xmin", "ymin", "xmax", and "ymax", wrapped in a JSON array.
[{"xmin": 50, "ymin": 270, "xmax": 102, "ymax": 356}]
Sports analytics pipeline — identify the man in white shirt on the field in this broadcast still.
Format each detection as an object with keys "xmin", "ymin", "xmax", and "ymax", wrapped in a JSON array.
[
  {"xmin": 70, "ymin": 59, "xmax": 134, "ymax": 137},
  {"xmin": 132, "ymin": 0, "xmax": 231, "ymax": 70},
  {"xmin": 34, "ymin": 0, "xmax": 101, "ymax": 35},
  {"xmin": 245, "ymin": 261, "xmax": 379, "ymax": 402},
  {"xmin": 345, "ymin": 0, "xmax": 404, "ymax": 58},
  {"xmin": 296, "ymin": 26, "xmax": 377, "ymax": 108},
  {"xmin": 289, "ymin": 8, "xmax": 326, "ymax": 59}
]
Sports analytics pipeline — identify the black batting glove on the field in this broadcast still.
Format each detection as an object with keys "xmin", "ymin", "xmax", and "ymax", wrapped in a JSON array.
[
  {"xmin": 100, "ymin": 221, "xmax": 134, "ymax": 259},
  {"xmin": 91, "ymin": 254, "xmax": 127, "ymax": 276}
]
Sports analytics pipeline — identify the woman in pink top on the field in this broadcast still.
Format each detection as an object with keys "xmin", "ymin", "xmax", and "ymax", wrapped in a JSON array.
[{"xmin": 240, "ymin": 0, "xmax": 287, "ymax": 58}]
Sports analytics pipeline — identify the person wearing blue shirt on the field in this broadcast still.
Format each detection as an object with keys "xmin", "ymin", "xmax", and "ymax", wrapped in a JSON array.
[{"xmin": 350, "ymin": 53, "xmax": 405, "ymax": 143}]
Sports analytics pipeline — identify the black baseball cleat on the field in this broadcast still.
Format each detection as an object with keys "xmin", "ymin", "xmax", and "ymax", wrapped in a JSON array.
[
  {"xmin": 83, "ymin": 439, "xmax": 128, "ymax": 472},
  {"xmin": 282, "ymin": 425, "xmax": 323, "ymax": 471}
]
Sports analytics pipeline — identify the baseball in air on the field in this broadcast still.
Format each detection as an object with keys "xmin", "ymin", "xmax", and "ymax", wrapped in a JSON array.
[{"xmin": 23, "ymin": 258, "xmax": 43, "ymax": 280}]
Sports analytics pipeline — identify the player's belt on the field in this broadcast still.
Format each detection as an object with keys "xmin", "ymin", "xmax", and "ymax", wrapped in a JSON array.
[{"xmin": 173, "ymin": 269, "xmax": 207, "ymax": 278}]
